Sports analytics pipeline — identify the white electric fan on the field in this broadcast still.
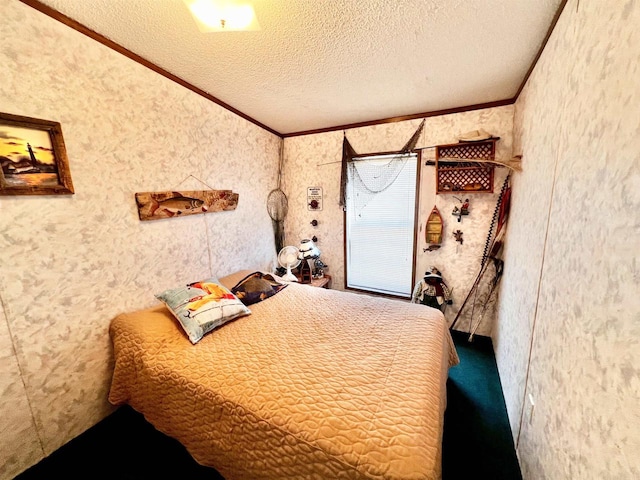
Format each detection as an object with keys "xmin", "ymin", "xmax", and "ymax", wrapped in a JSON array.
[{"xmin": 277, "ymin": 246, "xmax": 301, "ymax": 282}]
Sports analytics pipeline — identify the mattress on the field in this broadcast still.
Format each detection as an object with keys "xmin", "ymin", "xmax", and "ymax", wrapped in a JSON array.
[{"xmin": 109, "ymin": 277, "xmax": 459, "ymax": 480}]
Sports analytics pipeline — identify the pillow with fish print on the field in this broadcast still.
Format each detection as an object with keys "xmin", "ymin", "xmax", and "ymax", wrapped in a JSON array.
[
  {"xmin": 156, "ymin": 278, "xmax": 250, "ymax": 344},
  {"xmin": 231, "ymin": 271, "xmax": 288, "ymax": 306}
]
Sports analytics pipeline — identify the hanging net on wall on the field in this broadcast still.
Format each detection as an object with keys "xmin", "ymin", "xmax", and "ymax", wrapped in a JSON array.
[
  {"xmin": 266, "ymin": 140, "xmax": 288, "ymax": 254},
  {"xmin": 339, "ymin": 119, "xmax": 424, "ymax": 211},
  {"xmin": 347, "ymin": 152, "xmax": 414, "ymax": 216}
]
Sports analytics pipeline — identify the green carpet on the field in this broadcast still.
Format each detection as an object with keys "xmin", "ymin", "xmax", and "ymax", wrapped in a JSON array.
[
  {"xmin": 17, "ymin": 332, "xmax": 521, "ymax": 479},
  {"xmin": 444, "ymin": 330, "xmax": 522, "ymax": 479}
]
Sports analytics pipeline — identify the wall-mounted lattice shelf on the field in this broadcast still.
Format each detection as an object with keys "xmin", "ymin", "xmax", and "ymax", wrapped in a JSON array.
[{"xmin": 435, "ymin": 139, "xmax": 497, "ymax": 194}]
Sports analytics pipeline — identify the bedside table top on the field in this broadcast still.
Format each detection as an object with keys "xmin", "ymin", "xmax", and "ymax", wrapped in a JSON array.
[{"xmin": 295, "ymin": 274, "xmax": 331, "ymax": 288}]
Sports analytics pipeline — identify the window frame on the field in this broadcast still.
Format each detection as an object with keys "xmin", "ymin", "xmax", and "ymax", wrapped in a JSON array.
[{"xmin": 342, "ymin": 149, "xmax": 421, "ymax": 299}]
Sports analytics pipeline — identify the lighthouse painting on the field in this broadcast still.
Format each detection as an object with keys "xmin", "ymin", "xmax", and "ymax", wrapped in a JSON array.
[{"xmin": 0, "ymin": 112, "xmax": 74, "ymax": 195}]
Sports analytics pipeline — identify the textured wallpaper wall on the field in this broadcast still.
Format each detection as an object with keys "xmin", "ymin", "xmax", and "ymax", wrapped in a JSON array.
[
  {"xmin": 282, "ymin": 107, "xmax": 513, "ymax": 336},
  {"xmin": 0, "ymin": 306, "xmax": 43, "ymax": 477},
  {"xmin": 494, "ymin": 0, "xmax": 640, "ymax": 478},
  {"xmin": 0, "ymin": 2, "xmax": 279, "ymax": 478}
]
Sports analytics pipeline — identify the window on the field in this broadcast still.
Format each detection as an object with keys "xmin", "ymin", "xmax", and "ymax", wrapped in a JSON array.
[{"xmin": 345, "ymin": 152, "xmax": 419, "ymax": 297}]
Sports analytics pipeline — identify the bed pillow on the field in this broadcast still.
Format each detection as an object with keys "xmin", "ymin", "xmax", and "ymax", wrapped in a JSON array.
[
  {"xmin": 219, "ymin": 269, "xmax": 255, "ymax": 290},
  {"xmin": 231, "ymin": 271, "xmax": 288, "ymax": 306},
  {"xmin": 155, "ymin": 278, "xmax": 250, "ymax": 344}
]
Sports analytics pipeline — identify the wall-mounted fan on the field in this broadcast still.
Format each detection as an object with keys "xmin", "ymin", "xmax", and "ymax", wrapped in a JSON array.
[{"xmin": 277, "ymin": 246, "xmax": 300, "ymax": 282}]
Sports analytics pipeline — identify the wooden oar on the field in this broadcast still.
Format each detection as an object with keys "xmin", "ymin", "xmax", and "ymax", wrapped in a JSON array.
[{"xmin": 436, "ymin": 156, "xmax": 523, "ymax": 171}]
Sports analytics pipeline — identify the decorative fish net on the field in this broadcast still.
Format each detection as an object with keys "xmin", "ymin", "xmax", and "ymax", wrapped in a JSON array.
[
  {"xmin": 340, "ymin": 119, "xmax": 424, "ymax": 211},
  {"xmin": 267, "ymin": 189, "xmax": 288, "ymax": 252},
  {"xmin": 266, "ymin": 141, "xmax": 288, "ymax": 253},
  {"xmin": 347, "ymin": 153, "xmax": 413, "ymax": 216}
]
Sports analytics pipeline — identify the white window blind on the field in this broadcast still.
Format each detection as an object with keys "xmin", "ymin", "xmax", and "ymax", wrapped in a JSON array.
[{"xmin": 345, "ymin": 153, "xmax": 418, "ymax": 297}]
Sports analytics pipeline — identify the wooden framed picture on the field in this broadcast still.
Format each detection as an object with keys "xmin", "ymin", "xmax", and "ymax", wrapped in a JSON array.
[{"xmin": 0, "ymin": 112, "xmax": 74, "ymax": 195}]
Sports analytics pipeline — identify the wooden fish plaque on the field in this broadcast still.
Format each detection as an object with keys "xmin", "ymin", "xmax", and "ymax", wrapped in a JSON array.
[{"xmin": 135, "ymin": 190, "xmax": 239, "ymax": 221}]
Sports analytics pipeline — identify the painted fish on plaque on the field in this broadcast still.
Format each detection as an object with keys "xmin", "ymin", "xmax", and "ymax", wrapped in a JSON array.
[
  {"xmin": 135, "ymin": 190, "xmax": 239, "ymax": 221},
  {"xmin": 150, "ymin": 193, "xmax": 207, "ymax": 217}
]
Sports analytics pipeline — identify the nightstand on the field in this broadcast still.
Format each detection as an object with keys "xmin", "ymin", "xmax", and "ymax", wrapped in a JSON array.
[{"xmin": 296, "ymin": 275, "xmax": 331, "ymax": 289}]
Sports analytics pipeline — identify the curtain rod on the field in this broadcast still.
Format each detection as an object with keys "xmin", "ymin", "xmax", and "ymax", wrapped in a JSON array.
[{"xmin": 316, "ymin": 145, "xmax": 436, "ymax": 167}]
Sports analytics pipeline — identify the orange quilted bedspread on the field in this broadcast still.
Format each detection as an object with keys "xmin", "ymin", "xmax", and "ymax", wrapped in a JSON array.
[{"xmin": 109, "ymin": 281, "xmax": 458, "ymax": 480}]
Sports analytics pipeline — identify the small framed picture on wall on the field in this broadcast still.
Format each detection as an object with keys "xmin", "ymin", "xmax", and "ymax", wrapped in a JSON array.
[{"xmin": 0, "ymin": 112, "xmax": 74, "ymax": 195}]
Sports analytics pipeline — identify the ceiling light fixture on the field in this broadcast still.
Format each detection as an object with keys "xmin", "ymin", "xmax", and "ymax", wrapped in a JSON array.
[{"xmin": 184, "ymin": 0, "xmax": 261, "ymax": 32}]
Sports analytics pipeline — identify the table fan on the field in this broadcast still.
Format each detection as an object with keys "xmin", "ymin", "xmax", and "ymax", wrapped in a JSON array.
[{"xmin": 277, "ymin": 246, "xmax": 300, "ymax": 282}]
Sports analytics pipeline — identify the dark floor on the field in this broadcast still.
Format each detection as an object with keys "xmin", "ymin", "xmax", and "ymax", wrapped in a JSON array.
[
  {"xmin": 443, "ymin": 331, "xmax": 522, "ymax": 480},
  {"xmin": 17, "ymin": 331, "xmax": 521, "ymax": 480}
]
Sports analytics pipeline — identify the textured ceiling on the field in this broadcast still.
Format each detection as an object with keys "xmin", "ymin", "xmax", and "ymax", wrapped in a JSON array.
[{"xmin": 34, "ymin": 0, "xmax": 563, "ymax": 135}]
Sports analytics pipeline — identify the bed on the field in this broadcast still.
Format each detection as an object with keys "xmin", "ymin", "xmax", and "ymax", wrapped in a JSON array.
[{"xmin": 108, "ymin": 271, "xmax": 459, "ymax": 480}]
